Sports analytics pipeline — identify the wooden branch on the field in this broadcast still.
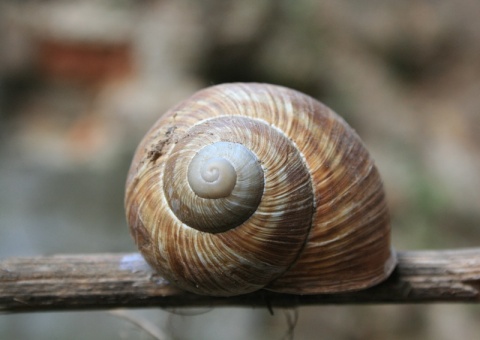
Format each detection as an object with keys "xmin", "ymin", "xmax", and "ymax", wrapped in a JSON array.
[{"xmin": 1, "ymin": 249, "xmax": 479, "ymax": 313}]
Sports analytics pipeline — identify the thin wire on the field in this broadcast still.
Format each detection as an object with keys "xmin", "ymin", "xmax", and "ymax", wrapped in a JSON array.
[
  {"xmin": 109, "ymin": 309, "xmax": 170, "ymax": 340},
  {"xmin": 281, "ymin": 308, "xmax": 299, "ymax": 340}
]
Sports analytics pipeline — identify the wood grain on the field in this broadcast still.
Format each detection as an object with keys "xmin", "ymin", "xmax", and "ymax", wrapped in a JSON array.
[{"xmin": 1, "ymin": 249, "xmax": 479, "ymax": 313}]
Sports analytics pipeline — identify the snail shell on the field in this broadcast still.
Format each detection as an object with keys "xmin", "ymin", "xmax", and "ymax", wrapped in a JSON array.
[{"xmin": 125, "ymin": 83, "xmax": 396, "ymax": 296}]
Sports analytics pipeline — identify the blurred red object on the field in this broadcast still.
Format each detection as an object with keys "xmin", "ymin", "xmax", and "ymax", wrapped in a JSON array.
[{"xmin": 37, "ymin": 39, "xmax": 134, "ymax": 85}]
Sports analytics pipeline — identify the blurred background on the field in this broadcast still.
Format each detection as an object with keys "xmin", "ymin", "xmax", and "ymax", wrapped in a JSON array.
[{"xmin": 1, "ymin": 0, "xmax": 479, "ymax": 339}]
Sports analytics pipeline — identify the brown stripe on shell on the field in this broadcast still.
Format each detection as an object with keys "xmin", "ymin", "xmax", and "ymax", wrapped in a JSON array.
[{"xmin": 266, "ymin": 96, "xmax": 395, "ymax": 293}]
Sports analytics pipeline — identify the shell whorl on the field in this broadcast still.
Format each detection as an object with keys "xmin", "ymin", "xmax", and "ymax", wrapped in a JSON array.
[
  {"xmin": 125, "ymin": 83, "xmax": 396, "ymax": 296},
  {"xmin": 187, "ymin": 142, "xmax": 244, "ymax": 200},
  {"xmin": 166, "ymin": 134, "xmax": 267, "ymax": 234}
]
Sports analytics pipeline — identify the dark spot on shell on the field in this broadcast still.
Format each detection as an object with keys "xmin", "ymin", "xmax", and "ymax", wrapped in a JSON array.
[
  {"xmin": 147, "ymin": 141, "xmax": 167, "ymax": 162},
  {"xmin": 166, "ymin": 126, "xmax": 177, "ymax": 137},
  {"xmin": 146, "ymin": 125, "xmax": 177, "ymax": 163}
]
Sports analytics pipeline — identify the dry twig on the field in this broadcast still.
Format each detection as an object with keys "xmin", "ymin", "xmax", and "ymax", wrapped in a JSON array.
[{"xmin": 1, "ymin": 249, "xmax": 479, "ymax": 313}]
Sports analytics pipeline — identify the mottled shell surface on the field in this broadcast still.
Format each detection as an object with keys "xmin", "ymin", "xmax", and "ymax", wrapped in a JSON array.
[{"xmin": 125, "ymin": 83, "xmax": 396, "ymax": 296}]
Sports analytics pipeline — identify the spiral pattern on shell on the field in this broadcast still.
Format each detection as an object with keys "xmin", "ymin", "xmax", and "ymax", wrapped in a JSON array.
[{"xmin": 125, "ymin": 83, "xmax": 396, "ymax": 296}]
